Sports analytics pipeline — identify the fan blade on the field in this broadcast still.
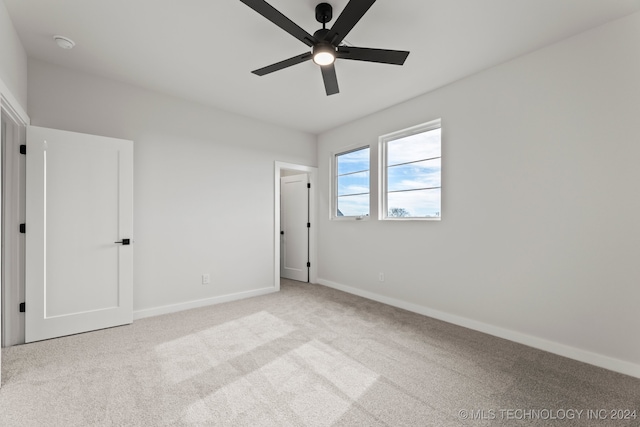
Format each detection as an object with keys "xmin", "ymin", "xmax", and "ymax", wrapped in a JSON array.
[
  {"xmin": 252, "ymin": 52, "xmax": 313, "ymax": 76},
  {"xmin": 337, "ymin": 46, "xmax": 409, "ymax": 65},
  {"xmin": 240, "ymin": 0, "xmax": 317, "ymax": 47},
  {"xmin": 320, "ymin": 64, "xmax": 339, "ymax": 96},
  {"xmin": 324, "ymin": 0, "xmax": 376, "ymax": 45}
]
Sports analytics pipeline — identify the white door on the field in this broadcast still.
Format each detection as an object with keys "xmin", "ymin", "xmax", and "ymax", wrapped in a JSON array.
[
  {"xmin": 280, "ymin": 174, "xmax": 309, "ymax": 282},
  {"xmin": 25, "ymin": 126, "xmax": 133, "ymax": 343}
]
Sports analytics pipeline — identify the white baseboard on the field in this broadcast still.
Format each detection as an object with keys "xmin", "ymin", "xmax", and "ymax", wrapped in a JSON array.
[
  {"xmin": 133, "ymin": 287, "xmax": 278, "ymax": 321},
  {"xmin": 317, "ymin": 279, "xmax": 640, "ymax": 379}
]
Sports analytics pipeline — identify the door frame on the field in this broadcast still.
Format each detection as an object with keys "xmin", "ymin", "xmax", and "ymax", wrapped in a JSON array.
[
  {"xmin": 1, "ymin": 108, "xmax": 26, "ymax": 348},
  {"xmin": 0, "ymin": 79, "xmax": 30, "ymax": 386},
  {"xmin": 274, "ymin": 162, "xmax": 317, "ymax": 290}
]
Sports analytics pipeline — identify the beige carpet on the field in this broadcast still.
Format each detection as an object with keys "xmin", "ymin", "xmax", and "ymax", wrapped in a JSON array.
[{"xmin": 1, "ymin": 280, "xmax": 638, "ymax": 426}]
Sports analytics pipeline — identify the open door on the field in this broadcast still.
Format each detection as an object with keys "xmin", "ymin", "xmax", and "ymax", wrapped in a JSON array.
[
  {"xmin": 25, "ymin": 126, "xmax": 133, "ymax": 343},
  {"xmin": 280, "ymin": 174, "xmax": 309, "ymax": 282}
]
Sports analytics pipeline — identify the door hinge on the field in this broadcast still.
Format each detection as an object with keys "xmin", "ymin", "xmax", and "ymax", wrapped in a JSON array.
[
  {"xmin": 307, "ymin": 183, "xmax": 311, "ymax": 189},
  {"xmin": 307, "ymin": 222, "xmax": 311, "ymax": 228},
  {"xmin": 307, "ymin": 262, "xmax": 311, "ymax": 268},
  {"xmin": 19, "ymin": 223, "xmax": 26, "ymax": 233},
  {"xmin": 19, "ymin": 144, "xmax": 26, "ymax": 155},
  {"xmin": 19, "ymin": 302, "xmax": 25, "ymax": 313}
]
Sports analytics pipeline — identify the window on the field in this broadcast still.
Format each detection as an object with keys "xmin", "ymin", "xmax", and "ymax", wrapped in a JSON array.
[
  {"xmin": 380, "ymin": 120, "xmax": 441, "ymax": 220},
  {"xmin": 333, "ymin": 146, "xmax": 370, "ymax": 218}
]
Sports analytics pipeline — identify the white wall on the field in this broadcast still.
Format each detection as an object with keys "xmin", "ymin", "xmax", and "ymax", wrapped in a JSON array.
[
  {"xmin": 317, "ymin": 12, "xmax": 640, "ymax": 377},
  {"xmin": 27, "ymin": 59, "xmax": 316, "ymax": 315},
  {"xmin": 0, "ymin": 0, "xmax": 27, "ymax": 109}
]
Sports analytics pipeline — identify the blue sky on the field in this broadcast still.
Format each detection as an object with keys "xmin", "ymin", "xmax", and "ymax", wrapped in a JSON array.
[{"xmin": 337, "ymin": 147, "xmax": 371, "ymax": 216}]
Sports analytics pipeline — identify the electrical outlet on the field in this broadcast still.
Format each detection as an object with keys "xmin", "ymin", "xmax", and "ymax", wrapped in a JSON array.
[
  {"xmin": 202, "ymin": 274, "xmax": 211, "ymax": 285},
  {"xmin": 379, "ymin": 272, "xmax": 385, "ymax": 282}
]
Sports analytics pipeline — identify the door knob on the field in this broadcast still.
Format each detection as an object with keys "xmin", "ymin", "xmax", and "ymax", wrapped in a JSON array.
[{"xmin": 114, "ymin": 238, "xmax": 131, "ymax": 245}]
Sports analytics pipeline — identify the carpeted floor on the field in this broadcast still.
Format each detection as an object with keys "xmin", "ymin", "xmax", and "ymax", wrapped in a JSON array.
[{"xmin": 1, "ymin": 280, "xmax": 638, "ymax": 426}]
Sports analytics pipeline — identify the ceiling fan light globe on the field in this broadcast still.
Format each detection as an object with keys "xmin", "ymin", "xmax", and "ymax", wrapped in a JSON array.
[
  {"xmin": 312, "ymin": 43, "xmax": 336, "ymax": 66},
  {"xmin": 313, "ymin": 51, "xmax": 335, "ymax": 66}
]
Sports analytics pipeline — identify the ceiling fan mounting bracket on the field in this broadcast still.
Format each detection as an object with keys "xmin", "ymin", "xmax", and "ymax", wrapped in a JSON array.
[{"xmin": 315, "ymin": 3, "xmax": 333, "ymax": 26}]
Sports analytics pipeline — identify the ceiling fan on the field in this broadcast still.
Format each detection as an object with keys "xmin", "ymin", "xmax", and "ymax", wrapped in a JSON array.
[{"xmin": 240, "ymin": 0, "xmax": 410, "ymax": 96}]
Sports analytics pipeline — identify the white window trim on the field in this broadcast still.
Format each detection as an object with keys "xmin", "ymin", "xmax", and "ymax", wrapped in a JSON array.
[
  {"xmin": 378, "ymin": 119, "xmax": 442, "ymax": 221},
  {"xmin": 330, "ymin": 144, "xmax": 371, "ymax": 221}
]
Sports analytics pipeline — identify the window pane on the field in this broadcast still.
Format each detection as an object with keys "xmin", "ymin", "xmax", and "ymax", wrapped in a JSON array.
[
  {"xmin": 387, "ymin": 128, "xmax": 441, "ymax": 166},
  {"xmin": 335, "ymin": 146, "xmax": 370, "ymax": 218},
  {"xmin": 337, "ymin": 194, "xmax": 369, "ymax": 217},
  {"xmin": 338, "ymin": 171, "xmax": 369, "ymax": 196},
  {"xmin": 387, "ymin": 188, "xmax": 440, "ymax": 218},
  {"xmin": 337, "ymin": 147, "xmax": 370, "ymax": 175},
  {"xmin": 387, "ymin": 158, "xmax": 441, "ymax": 192}
]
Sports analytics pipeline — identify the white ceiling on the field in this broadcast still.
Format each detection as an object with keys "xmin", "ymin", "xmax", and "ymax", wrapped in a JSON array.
[{"xmin": 5, "ymin": 0, "xmax": 640, "ymax": 134}]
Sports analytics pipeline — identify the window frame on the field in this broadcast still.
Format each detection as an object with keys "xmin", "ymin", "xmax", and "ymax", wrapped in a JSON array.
[
  {"xmin": 378, "ymin": 119, "xmax": 442, "ymax": 221},
  {"xmin": 331, "ymin": 144, "xmax": 371, "ymax": 221}
]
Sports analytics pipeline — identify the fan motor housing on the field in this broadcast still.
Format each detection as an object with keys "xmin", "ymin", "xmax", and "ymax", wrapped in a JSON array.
[
  {"xmin": 313, "ymin": 28, "xmax": 330, "ymax": 40},
  {"xmin": 315, "ymin": 3, "xmax": 332, "ymax": 24}
]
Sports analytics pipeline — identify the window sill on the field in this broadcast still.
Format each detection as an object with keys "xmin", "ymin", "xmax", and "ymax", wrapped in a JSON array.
[
  {"xmin": 331, "ymin": 215, "xmax": 370, "ymax": 221},
  {"xmin": 381, "ymin": 216, "xmax": 441, "ymax": 221}
]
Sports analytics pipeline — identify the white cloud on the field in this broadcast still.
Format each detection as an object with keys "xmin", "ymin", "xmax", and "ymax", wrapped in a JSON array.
[
  {"xmin": 388, "ymin": 189, "xmax": 440, "ymax": 217},
  {"xmin": 387, "ymin": 128, "xmax": 440, "ymax": 166},
  {"xmin": 338, "ymin": 194, "xmax": 369, "ymax": 216}
]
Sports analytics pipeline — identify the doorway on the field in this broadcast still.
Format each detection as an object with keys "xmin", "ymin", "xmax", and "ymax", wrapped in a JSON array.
[
  {"xmin": 274, "ymin": 162, "xmax": 317, "ymax": 290},
  {"xmin": 280, "ymin": 172, "xmax": 309, "ymax": 282}
]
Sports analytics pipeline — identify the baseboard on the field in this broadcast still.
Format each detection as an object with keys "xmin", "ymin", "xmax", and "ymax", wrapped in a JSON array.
[
  {"xmin": 133, "ymin": 287, "xmax": 278, "ymax": 321},
  {"xmin": 317, "ymin": 279, "xmax": 640, "ymax": 379}
]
